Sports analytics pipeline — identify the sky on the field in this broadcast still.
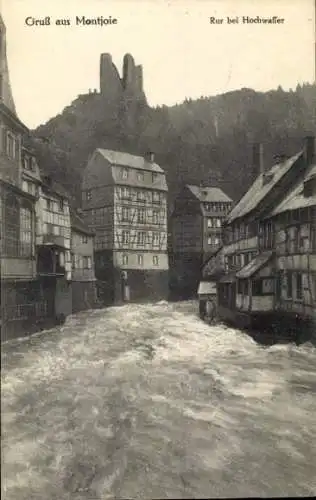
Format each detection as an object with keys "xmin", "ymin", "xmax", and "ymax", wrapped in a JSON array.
[{"xmin": 2, "ymin": 0, "xmax": 315, "ymax": 129}]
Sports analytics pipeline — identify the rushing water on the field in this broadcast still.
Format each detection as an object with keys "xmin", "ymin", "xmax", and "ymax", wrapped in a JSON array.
[{"xmin": 2, "ymin": 301, "xmax": 316, "ymax": 499}]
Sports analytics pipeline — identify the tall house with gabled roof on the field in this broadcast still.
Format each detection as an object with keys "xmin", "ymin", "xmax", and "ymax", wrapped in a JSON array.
[
  {"xmin": 169, "ymin": 184, "xmax": 233, "ymax": 299},
  {"xmin": 82, "ymin": 149, "xmax": 169, "ymax": 303},
  {"xmin": 0, "ymin": 15, "xmax": 38, "ymax": 340}
]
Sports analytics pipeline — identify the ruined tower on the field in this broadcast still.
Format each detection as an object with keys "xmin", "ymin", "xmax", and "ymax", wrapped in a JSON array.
[
  {"xmin": 99, "ymin": 52, "xmax": 145, "ymax": 101},
  {"xmin": 99, "ymin": 53, "xmax": 123, "ymax": 99}
]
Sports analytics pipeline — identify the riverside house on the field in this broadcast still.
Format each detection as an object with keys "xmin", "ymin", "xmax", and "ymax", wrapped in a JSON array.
[
  {"xmin": 217, "ymin": 136, "xmax": 315, "ymax": 337},
  {"xmin": 170, "ymin": 184, "xmax": 232, "ymax": 299},
  {"xmin": 82, "ymin": 149, "xmax": 169, "ymax": 304}
]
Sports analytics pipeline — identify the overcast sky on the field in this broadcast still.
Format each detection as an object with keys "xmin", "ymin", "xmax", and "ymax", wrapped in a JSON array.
[{"xmin": 2, "ymin": 0, "xmax": 315, "ymax": 129}]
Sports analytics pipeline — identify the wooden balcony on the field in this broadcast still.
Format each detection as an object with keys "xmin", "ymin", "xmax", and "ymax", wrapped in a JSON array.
[{"xmin": 42, "ymin": 234, "xmax": 67, "ymax": 248}]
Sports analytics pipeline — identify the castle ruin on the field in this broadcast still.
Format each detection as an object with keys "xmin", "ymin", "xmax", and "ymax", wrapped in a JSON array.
[{"xmin": 99, "ymin": 53, "xmax": 145, "ymax": 102}]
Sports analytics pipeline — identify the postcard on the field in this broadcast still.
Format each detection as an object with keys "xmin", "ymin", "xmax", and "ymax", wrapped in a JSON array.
[{"xmin": 1, "ymin": 1, "xmax": 316, "ymax": 499}]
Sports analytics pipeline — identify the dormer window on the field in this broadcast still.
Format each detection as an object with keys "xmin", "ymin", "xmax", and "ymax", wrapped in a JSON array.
[{"xmin": 121, "ymin": 168, "xmax": 128, "ymax": 179}]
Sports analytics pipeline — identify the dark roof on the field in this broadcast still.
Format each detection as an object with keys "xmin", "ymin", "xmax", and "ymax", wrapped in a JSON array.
[
  {"xmin": 226, "ymin": 151, "xmax": 303, "ymax": 223},
  {"xmin": 236, "ymin": 251, "xmax": 273, "ymax": 279},
  {"xmin": 41, "ymin": 178, "xmax": 70, "ymax": 199},
  {"xmin": 70, "ymin": 210, "xmax": 94, "ymax": 236},
  {"xmin": 269, "ymin": 164, "xmax": 316, "ymax": 216},
  {"xmin": 187, "ymin": 185, "xmax": 232, "ymax": 203},
  {"xmin": 97, "ymin": 149, "xmax": 164, "ymax": 173}
]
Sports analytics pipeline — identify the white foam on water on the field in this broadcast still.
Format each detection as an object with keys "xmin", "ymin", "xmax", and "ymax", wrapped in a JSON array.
[{"xmin": 2, "ymin": 301, "xmax": 316, "ymax": 500}]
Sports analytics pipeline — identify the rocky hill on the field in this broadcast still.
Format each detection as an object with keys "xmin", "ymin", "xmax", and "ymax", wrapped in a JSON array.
[{"xmin": 31, "ymin": 54, "xmax": 316, "ymax": 210}]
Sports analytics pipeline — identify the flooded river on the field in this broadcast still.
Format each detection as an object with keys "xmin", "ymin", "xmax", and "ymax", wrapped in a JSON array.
[{"xmin": 2, "ymin": 301, "xmax": 316, "ymax": 499}]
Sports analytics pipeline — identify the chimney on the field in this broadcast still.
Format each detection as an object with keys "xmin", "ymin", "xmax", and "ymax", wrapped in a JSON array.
[
  {"xmin": 252, "ymin": 143, "xmax": 264, "ymax": 178},
  {"xmin": 304, "ymin": 136, "xmax": 315, "ymax": 166},
  {"xmin": 145, "ymin": 151, "xmax": 155, "ymax": 163}
]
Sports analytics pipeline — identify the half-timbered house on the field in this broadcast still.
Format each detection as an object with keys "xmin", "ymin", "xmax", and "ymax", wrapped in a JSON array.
[
  {"xmin": 71, "ymin": 210, "xmax": 97, "ymax": 313},
  {"xmin": 82, "ymin": 149, "xmax": 169, "ymax": 303},
  {"xmin": 218, "ymin": 136, "xmax": 315, "ymax": 336},
  {"xmin": 0, "ymin": 15, "xmax": 38, "ymax": 340}
]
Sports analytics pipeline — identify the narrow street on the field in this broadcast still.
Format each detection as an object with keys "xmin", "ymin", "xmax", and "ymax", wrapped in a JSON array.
[{"xmin": 2, "ymin": 301, "xmax": 316, "ymax": 499}]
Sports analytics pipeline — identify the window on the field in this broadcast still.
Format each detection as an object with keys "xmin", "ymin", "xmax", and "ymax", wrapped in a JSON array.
[
  {"xmin": 152, "ymin": 210, "xmax": 159, "ymax": 225},
  {"xmin": 82, "ymin": 235, "xmax": 88, "ymax": 244},
  {"xmin": 123, "ymin": 187, "xmax": 130, "ymax": 199},
  {"xmin": 137, "ymin": 231, "xmax": 146, "ymax": 245},
  {"xmin": 137, "ymin": 171, "xmax": 144, "ymax": 181},
  {"xmin": 122, "ymin": 207, "xmax": 130, "ymax": 222},
  {"xmin": 122, "ymin": 230, "xmax": 130, "ymax": 245},
  {"xmin": 46, "ymin": 199, "xmax": 51, "ymax": 210},
  {"xmin": 59, "ymin": 252, "xmax": 65, "ymax": 267},
  {"xmin": 216, "ymin": 218, "xmax": 221, "ymax": 228},
  {"xmin": 153, "ymin": 255, "xmax": 159, "ymax": 266},
  {"xmin": 59, "ymin": 199, "xmax": 64, "ymax": 212},
  {"xmin": 152, "ymin": 233, "xmax": 159, "ymax": 246},
  {"xmin": 137, "ymin": 254, "xmax": 143, "ymax": 266},
  {"xmin": 86, "ymin": 190, "xmax": 92, "ymax": 201},
  {"xmin": 6, "ymin": 132, "xmax": 18, "ymax": 159},
  {"xmin": 286, "ymin": 226, "xmax": 298, "ymax": 253},
  {"xmin": 137, "ymin": 190, "xmax": 145, "ymax": 202},
  {"xmin": 208, "ymin": 235, "xmax": 220, "ymax": 246},
  {"xmin": 152, "ymin": 172, "xmax": 158, "ymax": 183},
  {"xmin": 207, "ymin": 218, "xmax": 213, "ymax": 228},
  {"xmin": 153, "ymin": 191, "xmax": 160, "ymax": 203},
  {"xmin": 122, "ymin": 254, "xmax": 128, "ymax": 265},
  {"xmin": 20, "ymin": 206, "xmax": 32, "ymax": 257},
  {"xmin": 296, "ymin": 273, "xmax": 303, "ymax": 300},
  {"xmin": 121, "ymin": 168, "xmax": 128, "ymax": 179},
  {"xmin": 137, "ymin": 208, "xmax": 146, "ymax": 224}
]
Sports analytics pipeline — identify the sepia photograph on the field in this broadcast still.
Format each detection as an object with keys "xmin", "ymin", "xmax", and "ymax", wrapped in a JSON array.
[{"xmin": 1, "ymin": 0, "xmax": 316, "ymax": 498}]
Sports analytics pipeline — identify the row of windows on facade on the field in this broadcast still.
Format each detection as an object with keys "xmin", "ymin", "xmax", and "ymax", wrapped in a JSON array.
[
  {"xmin": 224, "ymin": 222, "xmax": 258, "ymax": 243},
  {"xmin": 45, "ymin": 198, "xmax": 66, "ymax": 213},
  {"xmin": 121, "ymin": 254, "xmax": 160, "ymax": 266},
  {"xmin": 207, "ymin": 235, "xmax": 221, "ymax": 246},
  {"xmin": 120, "ymin": 230, "xmax": 162, "ymax": 246},
  {"xmin": 281, "ymin": 270, "xmax": 315, "ymax": 301},
  {"xmin": 72, "ymin": 255, "xmax": 92, "ymax": 269},
  {"xmin": 279, "ymin": 225, "xmax": 315, "ymax": 253},
  {"xmin": 204, "ymin": 202, "xmax": 232, "ymax": 213},
  {"xmin": 225, "ymin": 251, "xmax": 257, "ymax": 270},
  {"xmin": 44, "ymin": 223, "xmax": 71, "ymax": 238},
  {"xmin": 44, "ymin": 210, "xmax": 69, "ymax": 227},
  {"xmin": 237, "ymin": 278, "xmax": 274, "ymax": 296},
  {"xmin": 22, "ymin": 179, "xmax": 38, "ymax": 197},
  {"xmin": 119, "ymin": 167, "xmax": 160, "ymax": 183},
  {"xmin": 85, "ymin": 188, "xmax": 163, "ymax": 203},
  {"xmin": 258, "ymin": 222, "xmax": 315, "ymax": 253},
  {"xmin": 119, "ymin": 207, "xmax": 164, "ymax": 224},
  {"xmin": 207, "ymin": 217, "xmax": 222, "ymax": 228}
]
